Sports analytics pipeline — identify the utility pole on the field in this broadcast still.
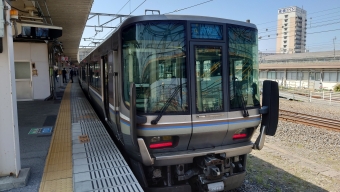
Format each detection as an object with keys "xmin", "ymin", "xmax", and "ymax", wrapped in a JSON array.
[{"xmin": 333, "ymin": 37, "xmax": 337, "ymax": 59}]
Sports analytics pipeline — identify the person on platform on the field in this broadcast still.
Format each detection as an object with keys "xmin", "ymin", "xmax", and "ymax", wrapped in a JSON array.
[
  {"xmin": 54, "ymin": 69, "xmax": 59, "ymax": 82},
  {"xmin": 70, "ymin": 68, "xmax": 74, "ymax": 83},
  {"xmin": 62, "ymin": 68, "xmax": 67, "ymax": 83}
]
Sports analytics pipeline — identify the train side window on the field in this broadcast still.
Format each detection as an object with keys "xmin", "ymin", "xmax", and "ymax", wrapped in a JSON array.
[
  {"xmin": 228, "ymin": 26, "xmax": 260, "ymax": 109},
  {"xmin": 89, "ymin": 62, "xmax": 101, "ymax": 92}
]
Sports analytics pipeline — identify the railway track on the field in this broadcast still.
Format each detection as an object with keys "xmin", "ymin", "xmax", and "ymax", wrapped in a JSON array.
[{"xmin": 279, "ymin": 109, "xmax": 340, "ymax": 132}]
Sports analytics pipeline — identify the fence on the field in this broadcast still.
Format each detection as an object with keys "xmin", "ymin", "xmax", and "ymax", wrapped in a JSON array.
[{"xmin": 278, "ymin": 87, "xmax": 340, "ymax": 106}]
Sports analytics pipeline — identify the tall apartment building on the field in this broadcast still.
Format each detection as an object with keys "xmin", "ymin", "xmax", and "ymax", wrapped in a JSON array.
[{"xmin": 276, "ymin": 6, "xmax": 307, "ymax": 54}]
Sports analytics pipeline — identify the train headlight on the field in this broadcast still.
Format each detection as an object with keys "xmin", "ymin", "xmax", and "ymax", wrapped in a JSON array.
[{"xmin": 150, "ymin": 136, "xmax": 160, "ymax": 143}]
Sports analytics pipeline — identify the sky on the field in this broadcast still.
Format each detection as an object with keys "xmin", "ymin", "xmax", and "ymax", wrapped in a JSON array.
[{"xmin": 80, "ymin": 0, "xmax": 340, "ymax": 53}]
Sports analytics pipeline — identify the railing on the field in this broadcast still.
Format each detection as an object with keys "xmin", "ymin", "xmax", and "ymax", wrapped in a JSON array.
[
  {"xmin": 260, "ymin": 58, "xmax": 340, "ymax": 64},
  {"xmin": 260, "ymin": 83, "xmax": 340, "ymax": 105},
  {"xmin": 280, "ymin": 88, "xmax": 340, "ymax": 105}
]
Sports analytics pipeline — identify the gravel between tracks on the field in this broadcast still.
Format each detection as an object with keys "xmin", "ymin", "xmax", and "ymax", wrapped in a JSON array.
[{"xmin": 230, "ymin": 98, "xmax": 340, "ymax": 192}]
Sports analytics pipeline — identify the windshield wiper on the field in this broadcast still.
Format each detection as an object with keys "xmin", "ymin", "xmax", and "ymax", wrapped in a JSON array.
[
  {"xmin": 235, "ymin": 80, "xmax": 249, "ymax": 117},
  {"xmin": 151, "ymin": 83, "xmax": 184, "ymax": 125}
]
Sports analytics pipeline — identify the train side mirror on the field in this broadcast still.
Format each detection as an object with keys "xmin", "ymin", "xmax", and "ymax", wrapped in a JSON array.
[{"xmin": 260, "ymin": 80, "xmax": 279, "ymax": 136}]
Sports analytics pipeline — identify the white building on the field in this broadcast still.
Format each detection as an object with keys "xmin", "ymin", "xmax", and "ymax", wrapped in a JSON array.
[{"xmin": 276, "ymin": 6, "xmax": 307, "ymax": 54}]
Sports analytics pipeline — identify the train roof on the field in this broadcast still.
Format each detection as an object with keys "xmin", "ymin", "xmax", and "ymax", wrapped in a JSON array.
[
  {"xmin": 81, "ymin": 14, "xmax": 257, "ymax": 63},
  {"xmin": 120, "ymin": 14, "xmax": 257, "ymax": 29}
]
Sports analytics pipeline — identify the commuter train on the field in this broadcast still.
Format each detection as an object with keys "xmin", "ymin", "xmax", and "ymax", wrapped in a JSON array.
[{"xmin": 79, "ymin": 14, "xmax": 279, "ymax": 192}]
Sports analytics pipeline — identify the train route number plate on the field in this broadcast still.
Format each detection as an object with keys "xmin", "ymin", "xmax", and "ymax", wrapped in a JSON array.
[{"xmin": 207, "ymin": 181, "xmax": 224, "ymax": 192}]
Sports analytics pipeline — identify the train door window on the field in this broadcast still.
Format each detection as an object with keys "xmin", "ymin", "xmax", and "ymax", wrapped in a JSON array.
[
  {"xmin": 89, "ymin": 64, "xmax": 94, "ymax": 84},
  {"xmin": 108, "ymin": 55, "xmax": 114, "ymax": 105},
  {"xmin": 194, "ymin": 46, "xmax": 223, "ymax": 112},
  {"xmin": 82, "ymin": 66, "xmax": 86, "ymax": 81},
  {"xmin": 228, "ymin": 26, "xmax": 260, "ymax": 109},
  {"xmin": 95, "ymin": 62, "xmax": 101, "ymax": 92}
]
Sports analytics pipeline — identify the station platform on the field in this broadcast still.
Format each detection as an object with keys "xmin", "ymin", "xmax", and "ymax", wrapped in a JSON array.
[{"xmin": 7, "ymin": 79, "xmax": 142, "ymax": 192}]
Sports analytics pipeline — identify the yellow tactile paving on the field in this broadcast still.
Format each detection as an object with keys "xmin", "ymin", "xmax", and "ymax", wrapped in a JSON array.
[
  {"xmin": 41, "ymin": 178, "xmax": 73, "ymax": 192},
  {"xmin": 39, "ymin": 83, "xmax": 73, "ymax": 192}
]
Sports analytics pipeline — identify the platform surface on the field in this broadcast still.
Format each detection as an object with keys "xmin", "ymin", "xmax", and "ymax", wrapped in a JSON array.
[
  {"xmin": 3, "ymin": 79, "xmax": 142, "ymax": 192},
  {"xmin": 70, "ymin": 81, "xmax": 143, "ymax": 192}
]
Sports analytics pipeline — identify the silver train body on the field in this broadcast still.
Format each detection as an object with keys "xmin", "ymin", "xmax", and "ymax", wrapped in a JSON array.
[{"xmin": 79, "ymin": 15, "xmax": 279, "ymax": 192}]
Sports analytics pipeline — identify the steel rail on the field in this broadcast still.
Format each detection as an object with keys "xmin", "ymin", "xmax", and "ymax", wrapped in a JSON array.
[{"xmin": 279, "ymin": 109, "xmax": 340, "ymax": 132}]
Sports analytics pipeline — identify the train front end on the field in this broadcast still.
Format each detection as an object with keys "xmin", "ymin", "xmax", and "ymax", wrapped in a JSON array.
[{"xmin": 120, "ymin": 15, "xmax": 279, "ymax": 192}]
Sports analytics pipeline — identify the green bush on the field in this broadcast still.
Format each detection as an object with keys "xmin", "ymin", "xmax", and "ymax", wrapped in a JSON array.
[{"xmin": 334, "ymin": 83, "xmax": 340, "ymax": 92}]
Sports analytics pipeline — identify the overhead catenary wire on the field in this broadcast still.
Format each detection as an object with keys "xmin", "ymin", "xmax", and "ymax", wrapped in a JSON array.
[
  {"xmin": 256, "ymin": 6, "xmax": 340, "ymax": 26},
  {"xmin": 96, "ymin": 0, "xmax": 135, "ymax": 41},
  {"xmin": 10, "ymin": 6, "xmax": 29, "ymax": 13},
  {"xmin": 258, "ymin": 10, "xmax": 340, "ymax": 33},
  {"xmin": 259, "ymin": 20, "xmax": 340, "ymax": 40},
  {"xmin": 261, "ymin": 42, "xmax": 340, "ymax": 53},
  {"xmin": 258, "ymin": 16, "xmax": 340, "ymax": 34},
  {"xmin": 258, "ymin": 10, "xmax": 340, "ymax": 30},
  {"xmin": 81, "ymin": 0, "xmax": 138, "ymax": 51},
  {"xmin": 99, "ymin": 0, "xmax": 147, "ymax": 40},
  {"xmin": 259, "ymin": 28, "xmax": 340, "ymax": 41},
  {"xmin": 261, "ymin": 40, "xmax": 340, "ymax": 52},
  {"xmin": 129, "ymin": 0, "xmax": 147, "ymax": 15},
  {"xmin": 163, "ymin": 0, "xmax": 214, "ymax": 14}
]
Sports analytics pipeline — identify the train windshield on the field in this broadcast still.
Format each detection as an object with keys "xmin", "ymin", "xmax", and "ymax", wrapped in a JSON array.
[
  {"xmin": 122, "ymin": 21, "xmax": 188, "ymax": 114},
  {"xmin": 228, "ymin": 26, "xmax": 260, "ymax": 109}
]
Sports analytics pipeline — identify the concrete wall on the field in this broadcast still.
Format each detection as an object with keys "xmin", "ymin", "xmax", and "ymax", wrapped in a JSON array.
[{"xmin": 14, "ymin": 42, "xmax": 49, "ymax": 100}]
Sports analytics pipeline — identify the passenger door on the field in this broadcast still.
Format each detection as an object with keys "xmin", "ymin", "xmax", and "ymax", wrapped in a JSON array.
[
  {"xmin": 15, "ymin": 62, "xmax": 33, "ymax": 101},
  {"xmin": 188, "ymin": 42, "xmax": 228, "ymax": 149},
  {"xmin": 102, "ymin": 56, "xmax": 112, "ymax": 122}
]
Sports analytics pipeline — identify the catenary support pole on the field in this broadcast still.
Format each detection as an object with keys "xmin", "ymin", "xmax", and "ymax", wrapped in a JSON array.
[{"xmin": 0, "ymin": 2, "xmax": 21, "ymax": 177}]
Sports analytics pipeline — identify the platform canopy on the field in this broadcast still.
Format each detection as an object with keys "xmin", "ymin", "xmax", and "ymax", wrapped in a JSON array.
[{"xmin": 10, "ymin": 0, "xmax": 94, "ymax": 64}]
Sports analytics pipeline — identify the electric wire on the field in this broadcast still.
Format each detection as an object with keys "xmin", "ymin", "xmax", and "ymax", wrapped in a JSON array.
[
  {"xmin": 261, "ymin": 42, "xmax": 340, "ymax": 53},
  {"xmin": 82, "ymin": 0, "xmax": 133, "ymax": 48},
  {"xmin": 259, "ymin": 20, "xmax": 340, "ymax": 40},
  {"xmin": 10, "ymin": 6, "xmax": 29, "ymax": 13},
  {"xmin": 260, "ymin": 28, "xmax": 340, "ymax": 41},
  {"xmin": 258, "ymin": 11, "xmax": 340, "ymax": 33},
  {"xmin": 256, "ymin": 6, "xmax": 340, "ymax": 26},
  {"xmin": 258, "ymin": 16, "xmax": 340, "ymax": 34},
  {"xmin": 262, "ymin": 41, "xmax": 340, "ymax": 52},
  {"xmin": 129, "ymin": 0, "xmax": 147, "ymax": 15},
  {"xmin": 99, "ymin": 0, "xmax": 146, "ymax": 40},
  {"xmin": 163, "ymin": 0, "xmax": 214, "ymax": 14}
]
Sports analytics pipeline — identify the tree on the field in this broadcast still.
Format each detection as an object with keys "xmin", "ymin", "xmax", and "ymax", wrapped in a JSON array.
[{"xmin": 333, "ymin": 83, "xmax": 340, "ymax": 92}]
